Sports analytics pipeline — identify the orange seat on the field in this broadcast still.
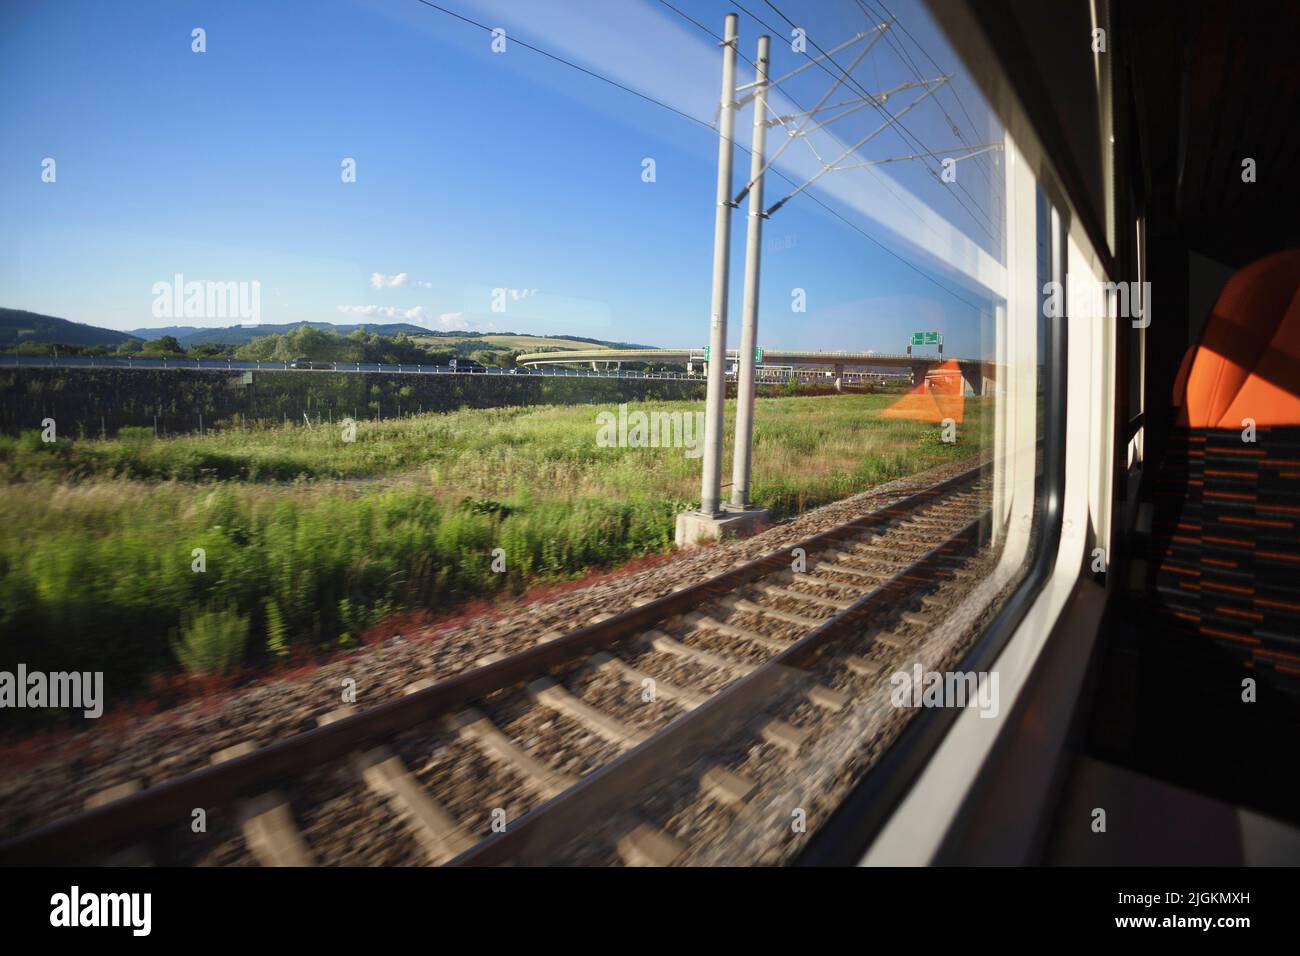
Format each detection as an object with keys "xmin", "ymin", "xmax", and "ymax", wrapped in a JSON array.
[
  {"xmin": 1149, "ymin": 250, "xmax": 1300, "ymax": 690},
  {"xmin": 1175, "ymin": 250, "xmax": 1300, "ymax": 428}
]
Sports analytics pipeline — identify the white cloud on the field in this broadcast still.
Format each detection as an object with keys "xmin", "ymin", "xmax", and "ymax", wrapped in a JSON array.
[
  {"xmin": 369, "ymin": 272, "xmax": 409, "ymax": 289},
  {"xmin": 337, "ymin": 304, "xmax": 429, "ymax": 322},
  {"xmin": 435, "ymin": 311, "xmax": 470, "ymax": 330}
]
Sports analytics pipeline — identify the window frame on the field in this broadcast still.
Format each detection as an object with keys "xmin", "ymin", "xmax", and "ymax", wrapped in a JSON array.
[
  {"xmin": 796, "ymin": 0, "xmax": 1128, "ymax": 867},
  {"xmin": 796, "ymin": 181, "xmax": 1070, "ymax": 867}
]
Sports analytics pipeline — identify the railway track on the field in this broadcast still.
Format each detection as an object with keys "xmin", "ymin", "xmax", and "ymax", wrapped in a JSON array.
[{"xmin": 0, "ymin": 464, "xmax": 991, "ymax": 866}]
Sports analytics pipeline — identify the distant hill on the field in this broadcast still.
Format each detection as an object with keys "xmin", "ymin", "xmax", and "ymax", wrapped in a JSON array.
[
  {"xmin": 0, "ymin": 309, "xmax": 141, "ymax": 348},
  {"xmin": 3, "ymin": 310, "xmax": 660, "ymax": 353},
  {"xmin": 126, "ymin": 325, "xmax": 206, "ymax": 340},
  {"xmin": 127, "ymin": 323, "xmax": 659, "ymax": 351},
  {"xmin": 128, "ymin": 322, "xmax": 432, "ymax": 347}
]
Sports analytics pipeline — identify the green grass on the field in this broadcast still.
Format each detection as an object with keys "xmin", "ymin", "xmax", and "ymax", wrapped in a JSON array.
[{"xmin": 0, "ymin": 394, "xmax": 989, "ymax": 706}]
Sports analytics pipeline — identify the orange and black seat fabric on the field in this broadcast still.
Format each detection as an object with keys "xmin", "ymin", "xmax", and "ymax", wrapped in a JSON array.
[{"xmin": 1148, "ymin": 250, "xmax": 1300, "ymax": 689}]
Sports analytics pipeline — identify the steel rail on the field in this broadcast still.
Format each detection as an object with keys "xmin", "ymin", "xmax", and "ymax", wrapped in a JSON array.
[
  {"xmin": 449, "ymin": 510, "xmax": 988, "ymax": 865},
  {"xmin": 0, "ymin": 461, "xmax": 985, "ymax": 865}
]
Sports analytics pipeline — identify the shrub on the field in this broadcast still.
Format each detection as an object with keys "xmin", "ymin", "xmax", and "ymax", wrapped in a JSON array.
[
  {"xmin": 117, "ymin": 425, "xmax": 155, "ymax": 445},
  {"xmin": 170, "ymin": 603, "xmax": 249, "ymax": 676},
  {"xmin": 263, "ymin": 597, "xmax": 288, "ymax": 659}
]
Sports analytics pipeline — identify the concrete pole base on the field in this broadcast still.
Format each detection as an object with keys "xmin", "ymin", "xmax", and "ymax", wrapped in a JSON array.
[{"xmin": 675, "ymin": 506, "xmax": 771, "ymax": 548}]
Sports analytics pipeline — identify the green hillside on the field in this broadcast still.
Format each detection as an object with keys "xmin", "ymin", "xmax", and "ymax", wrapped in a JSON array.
[
  {"xmin": 0, "ymin": 308, "xmax": 141, "ymax": 348},
  {"xmin": 131, "ymin": 322, "xmax": 431, "ymax": 347},
  {"xmin": 3, "ymin": 308, "xmax": 659, "ymax": 356}
]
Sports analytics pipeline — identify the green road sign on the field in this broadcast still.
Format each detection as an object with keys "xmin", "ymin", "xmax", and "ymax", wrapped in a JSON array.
[
  {"xmin": 911, "ymin": 331, "xmax": 941, "ymax": 346},
  {"xmin": 702, "ymin": 346, "xmax": 762, "ymax": 362}
]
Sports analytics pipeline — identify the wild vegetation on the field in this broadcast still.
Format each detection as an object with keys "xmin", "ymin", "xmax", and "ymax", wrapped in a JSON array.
[{"xmin": 0, "ymin": 393, "xmax": 987, "ymax": 723}]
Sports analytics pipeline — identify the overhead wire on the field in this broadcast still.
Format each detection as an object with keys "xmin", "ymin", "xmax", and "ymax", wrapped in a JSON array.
[
  {"xmin": 754, "ymin": 0, "xmax": 1000, "ymax": 240},
  {"xmin": 856, "ymin": 0, "xmax": 1002, "ymax": 200},
  {"xmin": 410, "ymin": 0, "xmax": 990, "ymax": 313}
]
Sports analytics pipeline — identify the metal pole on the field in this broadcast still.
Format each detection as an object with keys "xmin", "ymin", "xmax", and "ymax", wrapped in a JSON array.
[
  {"xmin": 700, "ymin": 12, "xmax": 739, "ymax": 516},
  {"xmin": 730, "ymin": 34, "xmax": 769, "ymax": 509}
]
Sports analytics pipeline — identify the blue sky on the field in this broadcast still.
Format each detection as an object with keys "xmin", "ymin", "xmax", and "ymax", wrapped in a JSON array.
[{"xmin": 0, "ymin": 0, "xmax": 1006, "ymax": 357}]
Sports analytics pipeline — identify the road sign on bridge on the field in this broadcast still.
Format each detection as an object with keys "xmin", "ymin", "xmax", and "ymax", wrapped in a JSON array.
[{"xmin": 703, "ymin": 346, "xmax": 763, "ymax": 362}]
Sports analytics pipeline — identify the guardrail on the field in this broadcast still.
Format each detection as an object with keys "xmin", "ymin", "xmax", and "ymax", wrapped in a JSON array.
[
  {"xmin": 0, "ymin": 355, "xmax": 710, "ymax": 382},
  {"xmin": 2, "ymin": 355, "xmax": 911, "ymax": 387}
]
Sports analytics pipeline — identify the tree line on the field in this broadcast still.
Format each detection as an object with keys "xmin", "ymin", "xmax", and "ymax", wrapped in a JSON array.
[{"xmin": 3, "ymin": 324, "xmax": 529, "ymax": 368}]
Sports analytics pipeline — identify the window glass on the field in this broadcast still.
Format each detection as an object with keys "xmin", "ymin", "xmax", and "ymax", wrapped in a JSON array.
[{"xmin": 0, "ymin": 0, "xmax": 1059, "ymax": 866}]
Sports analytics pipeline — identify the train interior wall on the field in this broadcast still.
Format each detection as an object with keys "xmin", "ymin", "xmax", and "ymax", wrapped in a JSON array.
[
  {"xmin": 1059, "ymin": 247, "xmax": 1300, "ymax": 863},
  {"xmin": 975, "ymin": 0, "xmax": 1300, "ymax": 864}
]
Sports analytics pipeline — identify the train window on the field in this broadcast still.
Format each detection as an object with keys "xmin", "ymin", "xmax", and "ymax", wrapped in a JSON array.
[{"xmin": 0, "ymin": 0, "xmax": 1063, "ymax": 868}]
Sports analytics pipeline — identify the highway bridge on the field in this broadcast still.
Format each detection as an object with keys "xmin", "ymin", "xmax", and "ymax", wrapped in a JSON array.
[
  {"xmin": 516, "ymin": 348, "xmax": 995, "ymax": 394},
  {"xmin": 4, "ymin": 351, "xmax": 994, "ymax": 392},
  {"xmin": 1, "ymin": 354, "xmax": 701, "ymax": 381},
  {"xmin": 2, "ymin": 353, "xmax": 850, "ymax": 385}
]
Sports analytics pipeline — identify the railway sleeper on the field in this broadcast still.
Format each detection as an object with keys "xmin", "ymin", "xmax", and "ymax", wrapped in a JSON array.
[
  {"xmin": 683, "ymin": 612, "xmax": 789, "ymax": 653},
  {"xmin": 749, "ymin": 582, "xmax": 854, "ymax": 611},
  {"xmin": 779, "ymin": 569, "xmax": 861, "ymax": 592},
  {"xmin": 699, "ymin": 766, "xmax": 757, "ymax": 809},
  {"xmin": 587, "ymin": 651, "xmax": 709, "ymax": 710},
  {"xmin": 526, "ymin": 677, "xmax": 650, "ymax": 749},
  {"xmin": 319, "ymin": 707, "xmax": 474, "ymax": 865},
  {"xmin": 641, "ymin": 630, "xmax": 753, "ymax": 675},
  {"xmin": 639, "ymin": 628, "xmax": 841, "ymax": 713},
  {"xmin": 441, "ymin": 706, "xmax": 578, "ymax": 800},
  {"xmin": 617, "ymin": 822, "xmax": 686, "ymax": 867},
  {"xmin": 211, "ymin": 741, "xmax": 315, "ymax": 867},
  {"xmin": 728, "ymin": 596, "xmax": 826, "ymax": 629}
]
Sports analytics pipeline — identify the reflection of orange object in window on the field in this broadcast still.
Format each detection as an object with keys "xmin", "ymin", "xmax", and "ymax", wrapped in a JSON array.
[
  {"xmin": 882, "ymin": 359, "xmax": 965, "ymax": 423},
  {"xmin": 1176, "ymin": 250, "xmax": 1300, "ymax": 427}
]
